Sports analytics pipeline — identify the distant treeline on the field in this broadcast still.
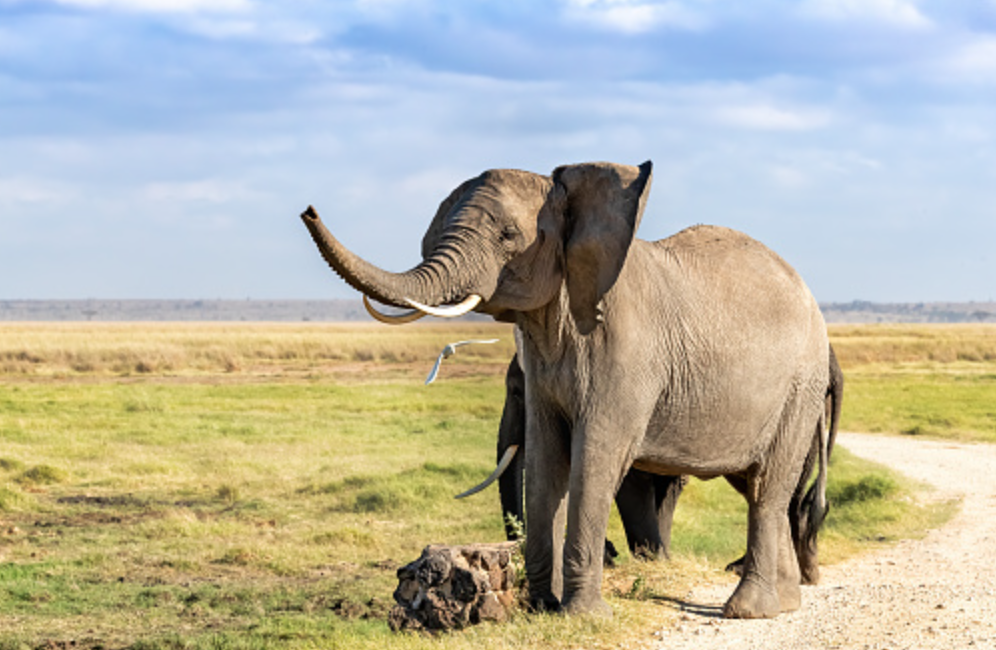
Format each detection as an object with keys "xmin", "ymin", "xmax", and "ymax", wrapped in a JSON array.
[
  {"xmin": 0, "ymin": 299, "xmax": 488, "ymax": 322},
  {"xmin": 821, "ymin": 301, "xmax": 996, "ymax": 324},
  {"xmin": 0, "ymin": 299, "xmax": 993, "ymax": 323}
]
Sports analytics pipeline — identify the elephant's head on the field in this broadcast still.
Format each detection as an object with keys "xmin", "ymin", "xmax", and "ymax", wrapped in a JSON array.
[{"xmin": 300, "ymin": 160, "xmax": 653, "ymax": 334}]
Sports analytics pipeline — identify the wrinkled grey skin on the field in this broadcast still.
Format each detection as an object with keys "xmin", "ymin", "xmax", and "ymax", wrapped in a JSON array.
[
  {"xmin": 300, "ymin": 161, "xmax": 831, "ymax": 618},
  {"xmin": 497, "ymin": 353, "xmax": 686, "ymax": 563},
  {"xmin": 498, "ymin": 344, "xmax": 843, "ymax": 584}
]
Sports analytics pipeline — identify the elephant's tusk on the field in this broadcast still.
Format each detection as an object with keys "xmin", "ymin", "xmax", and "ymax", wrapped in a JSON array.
[
  {"xmin": 362, "ymin": 295, "xmax": 426, "ymax": 325},
  {"xmin": 454, "ymin": 445, "xmax": 519, "ymax": 499},
  {"xmin": 404, "ymin": 294, "xmax": 482, "ymax": 319}
]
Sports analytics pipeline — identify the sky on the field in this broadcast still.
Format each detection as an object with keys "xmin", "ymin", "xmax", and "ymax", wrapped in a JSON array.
[{"xmin": 1, "ymin": 0, "xmax": 995, "ymax": 303}]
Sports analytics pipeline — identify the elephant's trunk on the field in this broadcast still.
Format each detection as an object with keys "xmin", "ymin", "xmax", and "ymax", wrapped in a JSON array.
[{"xmin": 300, "ymin": 206, "xmax": 488, "ymax": 310}]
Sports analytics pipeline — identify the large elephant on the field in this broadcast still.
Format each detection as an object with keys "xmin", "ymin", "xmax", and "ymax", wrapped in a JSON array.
[
  {"xmin": 300, "ymin": 160, "xmax": 832, "ymax": 618},
  {"xmin": 476, "ymin": 344, "xmax": 842, "ymax": 584}
]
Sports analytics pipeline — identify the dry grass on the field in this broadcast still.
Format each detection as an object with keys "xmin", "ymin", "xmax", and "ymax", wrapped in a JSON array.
[
  {"xmin": 3, "ymin": 322, "xmax": 993, "ymax": 379},
  {"xmin": 0, "ymin": 322, "xmax": 517, "ymax": 379},
  {"xmin": 829, "ymin": 323, "xmax": 996, "ymax": 367}
]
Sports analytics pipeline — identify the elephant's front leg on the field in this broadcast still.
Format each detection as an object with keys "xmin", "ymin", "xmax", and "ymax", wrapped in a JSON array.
[
  {"xmin": 524, "ymin": 407, "xmax": 570, "ymax": 611},
  {"xmin": 561, "ymin": 428, "xmax": 636, "ymax": 616}
]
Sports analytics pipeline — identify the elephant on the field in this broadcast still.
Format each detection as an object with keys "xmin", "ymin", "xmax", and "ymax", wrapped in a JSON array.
[
  {"xmin": 300, "ymin": 160, "xmax": 832, "ymax": 618},
  {"xmin": 465, "ymin": 343, "xmax": 841, "ymax": 584}
]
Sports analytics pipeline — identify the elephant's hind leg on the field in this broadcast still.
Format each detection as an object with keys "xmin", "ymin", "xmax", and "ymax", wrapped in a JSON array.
[
  {"xmin": 723, "ymin": 500, "xmax": 786, "ymax": 619},
  {"xmin": 776, "ymin": 512, "xmax": 802, "ymax": 612},
  {"xmin": 724, "ymin": 387, "xmax": 818, "ymax": 618},
  {"xmin": 615, "ymin": 469, "xmax": 667, "ymax": 560},
  {"xmin": 722, "ymin": 508, "xmax": 800, "ymax": 617}
]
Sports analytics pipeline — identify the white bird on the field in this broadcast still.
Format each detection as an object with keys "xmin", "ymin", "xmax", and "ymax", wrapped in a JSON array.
[{"xmin": 424, "ymin": 339, "xmax": 500, "ymax": 385}]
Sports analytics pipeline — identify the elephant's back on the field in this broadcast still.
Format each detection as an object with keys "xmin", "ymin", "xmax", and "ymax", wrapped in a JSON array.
[
  {"xmin": 655, "ymin": 224, "xmax": 799, "ymax": 279},
  {"xmin": 650, "ymin": 225, "xmax": 815, "ymax": 321}
]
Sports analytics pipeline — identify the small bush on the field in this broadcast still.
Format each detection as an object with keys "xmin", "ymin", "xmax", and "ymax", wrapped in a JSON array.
[
  {"xmin": 216, "ymin": 485, "xmax": 240, "ymax": 505},
  {"xmin": 830, "ymin": 474, "xmax": 898, "ymax": 506},
  {"xmin": 16, "ymin": 465, "xmax": 68, "ymax": 486}
]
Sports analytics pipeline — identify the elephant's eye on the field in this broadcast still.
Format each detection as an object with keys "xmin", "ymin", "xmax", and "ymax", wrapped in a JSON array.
[{"xmin": 501, "ymin": 226, "xmax": 519, "ymax": 242}]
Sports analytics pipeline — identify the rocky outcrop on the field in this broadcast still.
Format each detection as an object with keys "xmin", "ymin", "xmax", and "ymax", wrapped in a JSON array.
[{"xmin": 388, "ymin": 542, "xmax": 520, "ymax": 632}]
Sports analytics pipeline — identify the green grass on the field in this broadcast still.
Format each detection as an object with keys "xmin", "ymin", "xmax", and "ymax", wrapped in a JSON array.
[
  {"xmin": 840, "ymin": 369, "xmax": 996, "ymax": 441},
  {"xmin": 0, "ymin": 322, "xmax": 979, "ymax": 649},
  {"xmin": 829, "ymin": 323, "xmax": 996, "ymax": 441}
]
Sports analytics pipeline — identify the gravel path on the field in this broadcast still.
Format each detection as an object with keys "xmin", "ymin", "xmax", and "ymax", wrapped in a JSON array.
[{"xmin": 653, "ymin": 432, "xmax": 996, "ymax": 650}]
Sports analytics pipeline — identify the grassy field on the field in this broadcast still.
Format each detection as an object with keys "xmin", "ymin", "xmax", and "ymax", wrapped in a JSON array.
[
  {"xmin": 831, "ymin": 324, "xmax": 996, "ymax": 441},
  {"xmin": 0, "ymin": 322, "xmax": 988, "ymax": 649}
]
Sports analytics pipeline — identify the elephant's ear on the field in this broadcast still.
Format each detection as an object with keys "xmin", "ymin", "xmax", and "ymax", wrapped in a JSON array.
[{"xmin": 553, "ymin": 161, "xmax": 653, "ymax": 335}]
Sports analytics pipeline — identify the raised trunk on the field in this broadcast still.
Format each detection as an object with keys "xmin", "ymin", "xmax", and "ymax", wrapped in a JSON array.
[{"xmin": 301, "ymin": 206, "xmax": 480, "ymax": 309}]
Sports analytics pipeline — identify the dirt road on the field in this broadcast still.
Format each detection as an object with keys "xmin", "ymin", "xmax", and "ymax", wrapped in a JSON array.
[{"xmin": 654, "ymin": 432, "xmax": 996, "ymax": 650}]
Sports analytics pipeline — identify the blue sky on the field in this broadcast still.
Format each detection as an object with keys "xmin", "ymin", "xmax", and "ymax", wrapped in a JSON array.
[{"xmin": 1, "ymin": 0, "xmax": 995, "ymax": 302}]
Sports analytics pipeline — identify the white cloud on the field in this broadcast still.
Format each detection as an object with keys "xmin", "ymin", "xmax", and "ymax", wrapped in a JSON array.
[
  {"xmin": 180, "ymin": 16, "xmax": 321, "ymax": 43},
  {"xmin": 712, "ymin": 104, "xmax": 832, "ymax": 131},
  {"xmin": 48, "ymin": 0, "xmax": 251, "ymax": 13},
  {"xmin": 799, "ymin": 0, "xmax": 931, "ymax": 29},
  {"xmin": 562, "ymin": 0, "xmax": 708, "ymax": 34},
  {"xmin": 0, "ymin": 176, "xmax": 75, "ymax": 204},
  {"xmin": 936, "ymin": 37, "xmax": 996, "ymax": 84},
  {"xmin": 142, "ymin": 179, "xmax": 262, "ymax": 204}
]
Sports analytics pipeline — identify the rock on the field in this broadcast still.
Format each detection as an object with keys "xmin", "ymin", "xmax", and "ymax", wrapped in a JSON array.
[{"xmin": 389, "ymin": 542, "xmax": 520, "ymax": 632}]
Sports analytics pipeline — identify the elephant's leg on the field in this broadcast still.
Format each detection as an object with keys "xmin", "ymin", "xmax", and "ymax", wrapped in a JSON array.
[
  {"xmin": 723, "ymin": 497, "xmax": 785, "ymax": 619},
  {"xmin": 776, "ymin": 511, "xmax": 802, "ymax": 612},
  {"xmin": 524, "ymin": 406, "xmax": 570, "ymax": 611},
  {"xmin": 722, "ymin": 475, "xmax": 749, "ymax": 575},
  {"xmin": 498, "ymin": 356, "xmax": 527, "ymax": 540},
  {"xmin": 725, "ymin": 383, "xmax": 824, "ymax": 618},
  {"xmin": 561, "ymin": 430, "xmax": 636, "ymax": 616},
  {"xmin": 615, "ymin": 469, "xmax": 665, "ymax": 560},
  {"xmin": 653, "ymin": 474, "xmax": 685, "ymax": 559}
]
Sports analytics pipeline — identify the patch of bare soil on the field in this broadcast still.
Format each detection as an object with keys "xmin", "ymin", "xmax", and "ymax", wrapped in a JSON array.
[{"xmin": 654, "ymin": 432, "xmax": 996, "ymax": 650}]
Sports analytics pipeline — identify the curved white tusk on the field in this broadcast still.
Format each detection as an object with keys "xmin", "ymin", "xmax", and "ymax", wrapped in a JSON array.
[
  {"xmin": 362, "ymin": 295, "xmax": 426, "ymax": 325},
  {"xmin": 454, "ymin": 445, "xmax": 519, "ymax": 499},
  {"xmin": 404, "ymin": 294, "xmax": 482, "ymax": 319}
]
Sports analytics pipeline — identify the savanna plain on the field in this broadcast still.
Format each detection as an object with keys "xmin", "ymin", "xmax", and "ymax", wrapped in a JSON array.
[{"xmin": 1, "ymin": 322, "xmax": 993, "ymax": 649}]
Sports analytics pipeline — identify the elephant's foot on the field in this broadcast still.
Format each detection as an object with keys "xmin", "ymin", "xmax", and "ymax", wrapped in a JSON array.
[
  {"xmin": 796, "ymin": 548, "xmax": 820, "ymax": 585},
  {"xmin": 630, "ymin": 541, "xmax": 666, "ymax": 562},
  {"xmin": 722, "ymin": 577, "xmax": 781, "ymax": 619},
  {"xmin": 527, "ymin": 591, "xmax": 562, "ymax": 613},
  {"xmin": 561, "ymin": 589, "xmax": 613, "ymax": 617},
  {"xmin": 602, "ymin": 540, "xmax": 620, "ymax": 567},
  {"xmin": 798, "ymin": 560, "xmax": 820, "ymax": 586}
]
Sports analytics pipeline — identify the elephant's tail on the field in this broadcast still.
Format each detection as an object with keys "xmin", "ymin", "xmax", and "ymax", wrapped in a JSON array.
[
  {"xmin": 825, "ymin": 344, "xmax": 844, "ymax": 459},
  {"xmin": 800, "ymin": 344, "xmax": 844, "ymax": 548}
]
